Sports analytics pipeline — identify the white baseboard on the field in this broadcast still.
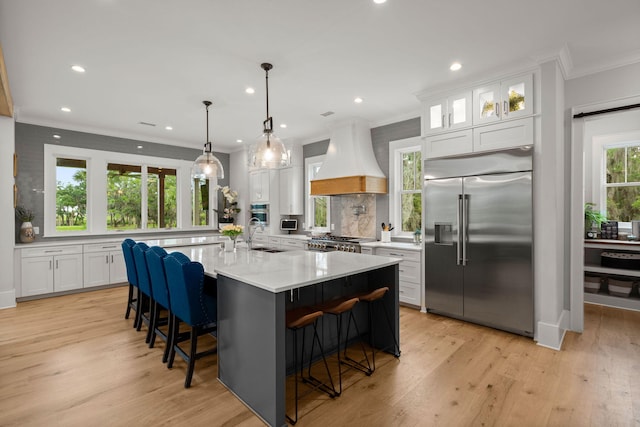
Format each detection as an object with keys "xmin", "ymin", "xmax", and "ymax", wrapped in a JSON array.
[
  {"xmin": 0, "ymin": 288, "xmax": 16, "ymax": 309},
  {"xmin": 536, "ymin": 309, "xmax": 569, "ymax": 350}
]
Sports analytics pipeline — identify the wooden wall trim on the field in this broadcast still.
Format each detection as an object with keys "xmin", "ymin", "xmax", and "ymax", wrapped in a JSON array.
[
  {"xmin": 0, "ymin": 44, "xmax": 14, "ymax": 118},
  {"xmin": 310, "ymin": 175, "xmax": 387, "ymax": 195}
]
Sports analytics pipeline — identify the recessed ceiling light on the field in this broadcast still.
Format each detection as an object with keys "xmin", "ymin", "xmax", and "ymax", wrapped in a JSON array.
[
  {"xmin": 137, "ymin": 145, "xmax": 143, "ymax": 149},
  {"xmin": 374, "ymin": 0, "xmax": 387, "ymax": 3},
  {"xmin": 354, "ymin": 97, "xmax": 363, "ymax": 103},
  {"xmin": 245, "ymin": 87, "xmax": 255, "ymax": 94},
  {"xmin": 71, "ymin": 65, "xmax": 85, "ymax": 73},
  {"xmin": 236, "ymin": 139, "xmax": 243, "ymax": 143},
  {"xmin": 450, "ymin": 62, "xmax": 462, "ymax": 71},
  {"xmin": 60, "ymin": 107, "xmax": 71, "ymax": 112},
  {"xmin": 280, "ymin": 124, "xmax": 287, "ymax": 128},
  {"xmin": 165, "ymin": 126, "xmax": 173, "ymax": 131},
  {"xmin": 53, "ymin": 134, "xmax": 61, "ymax": 139}
]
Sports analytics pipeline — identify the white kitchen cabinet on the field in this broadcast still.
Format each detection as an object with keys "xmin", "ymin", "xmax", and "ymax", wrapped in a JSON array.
[
  {"xmin": 83, "ymin": 242, "xmax": 127, "ymax": 287},
  {"xmin": 472, "ymin": 117, "xmax": 533, "ymax": 153},
  {"xmin": 374, "ymin": 247, "xmax": 422, "ymax": 308},
  {"xmin": 20, "ymin": 245, "xmax": 83, "ymax": 296},
  {"xmin": 279, "ymin": 166, "xmax": 303, "ymax": 215},
  {"xmin": 422, "ymin": 92, "xmax": 472, "ymax": 136},
  {"xmin": 250, "ymin": 169, "xmax": 278, "ymax": 203},
  {"xmin": 473, "ymin": 74, "xmax": 533, "ymax": 125},
  {"xmin": 279, "ymin": 237, "xmax": 307, "ymax": 251},
  {"xmin": 423, "ymin": 129, "xmax": 473, "ymax": 159},
  {"xmin": 360, "ymin": 247, "xmax": 374, "ymax": 255}
]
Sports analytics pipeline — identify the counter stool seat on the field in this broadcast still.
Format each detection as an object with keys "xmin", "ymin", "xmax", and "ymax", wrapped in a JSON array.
[
  {"xmin": 286, "ymin": 307, "xmax": 336, "ymax": 425},
  {"xmin": 315, "ymin": 297, "xmax": 372, "ymax": 396},
  {"xmin": 355, "ymin": 286, "xmax": 400, "ymax": 372}
]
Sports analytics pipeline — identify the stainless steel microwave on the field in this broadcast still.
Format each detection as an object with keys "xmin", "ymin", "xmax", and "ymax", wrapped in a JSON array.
[{"xmin": 280, "ymin": 219, "xmax": 297, "ymax": 231}]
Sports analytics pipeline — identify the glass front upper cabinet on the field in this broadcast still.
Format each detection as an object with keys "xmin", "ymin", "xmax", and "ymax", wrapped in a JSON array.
[
  {"xmin": 423, "ymin": 91, "xmax": 472, "ymax": 135},
  {"xmin": 473, "ymin": 74, "xmax": 533, "ymax": 125}
]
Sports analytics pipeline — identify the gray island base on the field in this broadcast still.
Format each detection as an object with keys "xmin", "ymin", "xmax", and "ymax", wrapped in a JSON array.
[{"xmin": 214, "ymin": 250, "xmax": 400, "ymax": 427}]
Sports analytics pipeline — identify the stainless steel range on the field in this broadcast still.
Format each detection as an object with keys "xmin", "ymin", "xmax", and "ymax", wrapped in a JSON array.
[{"xmin": 307, "ymin": 235, "xmax": 375, "ymax": 253}]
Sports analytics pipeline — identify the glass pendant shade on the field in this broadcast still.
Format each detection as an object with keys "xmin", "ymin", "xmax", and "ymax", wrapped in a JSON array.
[
  {"xmin": 192, "ymin": 143, "xmax": 224, "ymax": 179},
  {"xmin": 192, "ymin": 100, "xmax": 224, "ymax": 179},
  {"xmin": 250, "ymin": 132, "xmax": 289, "ymax": 169}
]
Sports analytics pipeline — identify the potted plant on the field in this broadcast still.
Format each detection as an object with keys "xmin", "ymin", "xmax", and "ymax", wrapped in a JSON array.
[
  {"xmin": 584, "ymin": 202, "xmax": 607, "ymax": 238},
  {"xmin": 220, "ymin": 224, "xmax": 244, "ymax": 252},
  {"xmin": 215, "ymin": 185, "xmax": 241, "ymax": 223},
  {"xmin": 15, "ymin": 205, "xmax": 36, "ymax": 243}
]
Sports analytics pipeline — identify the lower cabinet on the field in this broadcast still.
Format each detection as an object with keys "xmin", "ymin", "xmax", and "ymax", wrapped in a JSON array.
[
  {"xmin": 20, "ymin": 245, "xmax": 83, "ymax": 296},
  {"xmin": 83, "ymin": 243, "xmax": 127, "ymax": 287},
  {"xmin": 279, "ymin": 237, "xmax": 307, "ymax": 251},
  {"xmin": 373, "ymin": 247, "xmax": 422, "ymax": 308}
]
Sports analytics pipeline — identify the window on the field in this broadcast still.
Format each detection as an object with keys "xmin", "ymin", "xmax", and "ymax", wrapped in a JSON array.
[
  {"xmin": 107, "ymin": 163, "xmax": 142, "ymax": 231},
  {"xmin": 305, "ymin": 155, "xmax": 331, "ymax": 231},
  {"xmin": 605, "ymin": 144, "xmax": 640, "ymax": 221},
  {"xmin": 44, "ymin": 144, "xmax": 217, "ymax": 236},
  {"xmin": 390, "ymin": 137, "xmax": 422, "ymax": 237},
  {"xmin": 55, "ymin": 158, "xmax": 87, "ymax": 232}
]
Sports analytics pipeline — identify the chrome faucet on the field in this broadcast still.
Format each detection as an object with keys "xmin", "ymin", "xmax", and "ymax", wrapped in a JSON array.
[{"xmin": 246, "ymin": 217, "xmax": 265, "ymax": 250}]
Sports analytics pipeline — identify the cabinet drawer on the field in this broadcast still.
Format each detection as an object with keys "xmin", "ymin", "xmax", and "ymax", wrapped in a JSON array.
[
  {"xmin": 399, "ymin": 281, "xmax": 420, "ymax": 306},
  {"xmin": 22, "ymin": 245, "xmax": 83, "ymax": 258},
  {"xmin": 83, "ymin": 242, "xmax": 122, "ymax": 253},
  {"xmin": 398, "ymin": 260, "xmax": 420, "ymax": 283},
  {"xmin": 423, "ymin": 129, "xmax": 473, "ymax": 159},
  {"xmin": 472, "ymin": 117, "xmax": 533, "ymax": 153},
  {"xmin": 375, "ymin": 248, "xmax": 421, "ymax": 263},
  {"xmin": 268, "ymin": 237, "xmax": 282, "ymax": 246},
  {"xmin": 280, "ymin": 239, "xmax": 306, "ymax": 250}
]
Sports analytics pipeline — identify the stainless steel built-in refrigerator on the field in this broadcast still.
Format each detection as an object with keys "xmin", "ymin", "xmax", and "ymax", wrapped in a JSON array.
[{"xmin": 424, "ymin": 147, "xmax": 533, "ymax": 337}]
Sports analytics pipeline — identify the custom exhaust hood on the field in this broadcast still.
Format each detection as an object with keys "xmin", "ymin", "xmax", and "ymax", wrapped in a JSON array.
[{"xmin": 310, "ymin": 118, "xmax": 387, "ymax": 196}]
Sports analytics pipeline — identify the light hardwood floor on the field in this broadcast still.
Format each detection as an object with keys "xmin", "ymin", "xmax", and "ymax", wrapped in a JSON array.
[{"xmin": 1, "ymin": 286, "xmax": 639, "ymax": 426}]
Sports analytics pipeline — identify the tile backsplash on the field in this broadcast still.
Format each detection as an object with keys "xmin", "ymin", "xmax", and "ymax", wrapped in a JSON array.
[{"xmin": 337, "ymin": 194, "xmax": 376, "ymax": 238}]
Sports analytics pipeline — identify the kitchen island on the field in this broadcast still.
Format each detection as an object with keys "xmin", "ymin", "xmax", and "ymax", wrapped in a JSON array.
[{"xmin": 169, "ymin": 245, "xmax": 401, "ymax": 427}]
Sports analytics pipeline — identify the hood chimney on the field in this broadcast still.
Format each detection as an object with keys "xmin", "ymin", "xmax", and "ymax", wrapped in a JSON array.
[{"xmin": 310, "ymin": 118, "xmax": 387, "ymax": 196}]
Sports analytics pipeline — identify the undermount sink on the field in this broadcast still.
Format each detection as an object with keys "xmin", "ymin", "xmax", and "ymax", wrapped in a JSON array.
[{"xmin": 250, "ymin": 247, "xmax": 283, "ymax": 253}]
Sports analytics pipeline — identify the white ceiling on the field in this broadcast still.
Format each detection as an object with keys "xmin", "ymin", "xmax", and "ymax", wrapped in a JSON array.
[{"xmin": 1, "ymin": 0, "xmax": 639, "ymax": 152}]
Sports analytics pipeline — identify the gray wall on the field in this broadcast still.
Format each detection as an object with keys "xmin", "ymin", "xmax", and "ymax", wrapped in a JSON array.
[
  {"xmin": 302, "ymin": 117, "xmax": 421, "ymax": 238},
  {"xmin": 14, "ymin": 123, "xmax": 229, "ymax": 242}
]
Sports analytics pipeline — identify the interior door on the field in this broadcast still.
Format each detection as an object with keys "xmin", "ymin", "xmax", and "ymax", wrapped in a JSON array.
[
  {"xmin": 462, "ymin": 172, "xmax": 533, "ymax": 335},
  {"xmin": 424, "ymin": 177, "xmax": 464, "ymax": 317}
]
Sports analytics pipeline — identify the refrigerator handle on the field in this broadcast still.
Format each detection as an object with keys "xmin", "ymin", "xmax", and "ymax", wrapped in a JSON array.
[
  {"xmin": 462, "ymin": 194, "xmax": 469, "ymax": 266},
  {"xmin": 457, "ymin": 194, "xmax": 462, "ymax": 265}
]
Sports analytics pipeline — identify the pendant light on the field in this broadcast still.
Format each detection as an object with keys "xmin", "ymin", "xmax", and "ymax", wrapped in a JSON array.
[
  {"xmin": 192, "ymin": 100, "xmax": 224, "ymax": 179},
  {"xmin": 249, "ymin": 63, "xmax": 290, "ymax": 169}
]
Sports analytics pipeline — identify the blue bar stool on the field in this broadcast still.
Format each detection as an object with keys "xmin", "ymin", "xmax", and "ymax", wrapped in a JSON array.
[
  {"xmin": 286, "ymin": 307, "xmax": 335, "ymax": 425},
  {"xmin": 164, "ymin": 251, "xmax": 217, "ymax": 388},
  {"xmin": 145, "ymin": 246, "xmax": 172, "ymax": 362},
  {"xmin": 121, "ymin": 238, "xmax": 140, "ymax": 328},
  {"xmin": 132, "ymin": 242, "xmax": 154, "ymax": 342}
]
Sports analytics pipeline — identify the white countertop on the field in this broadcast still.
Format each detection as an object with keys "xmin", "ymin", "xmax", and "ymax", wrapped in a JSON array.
[
  {"xmin": 142, "ymin": 235, "xmax": 227, "ymax": 248},
  {"xmin": 360, "ymin": 241, "xmax": 423, "ymax": 251},
  {"xmin": 168, "ymin": 244, "xmax": 401, "ymax": 293}
]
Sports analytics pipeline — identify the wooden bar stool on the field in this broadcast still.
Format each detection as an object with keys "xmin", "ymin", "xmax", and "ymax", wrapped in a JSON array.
[
  {"xmin": 316, "ymin": 297, "xmax": 372, "ymax": 396},
  {"xmin": 357, "ymin": 287, "xmax": 400, "ymax": 372},
  {"xmin": 286, "ymin": 307, "xmax": 336, "ymax": 425}
]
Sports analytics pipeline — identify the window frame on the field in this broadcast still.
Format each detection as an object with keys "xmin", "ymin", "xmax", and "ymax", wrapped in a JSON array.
[
  {"xmin": 44, "ymin": 144, "xmax": 218, "ymax": 237},
  {"xmin": 305, "ymin": 154, "xmax": 331, "ymax": 232},
  {"xmin": 389, "ymin": 136, "xmax": 422, "ymax": 238}
]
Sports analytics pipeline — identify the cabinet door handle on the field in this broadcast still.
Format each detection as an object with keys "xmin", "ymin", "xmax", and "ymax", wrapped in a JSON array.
[
  {"xmin": 441, "ymin": 114, "xmax": 445, "ymax": 128},
  {"xmin": 448, "ymin": 113, "xmax": 452, "ymax": 127},
  {"xmin": 111, "ymin": 255, "xmax": 114, "ymax": 263},
  {"xmin": 389, "ymin": 252, "xmax": 404, "ymax": 257},
  {"xmin": 102, "ymin": 245, "xmax": 118, "ymax": 249},
  {"xmin": 45, "ymin": 250, "xmax": 63, "ymax": 253},
  {"xmin": 49, "ymin": 260, "xmax": 52, "ymax": 270},
  {"xmin": 56, "ymin": 260, "xmax": 59, "ymax": 269},
  {"xmin": 106, "ymin": 255, "xmax": 109, "ymax": 264},
  {"xmin": 504, "ymin": 100, "xmax": 508, "ymax": 116},
  {"xmin": 495, "ymin": 102, "xmax": 500, "ymax": 118}
]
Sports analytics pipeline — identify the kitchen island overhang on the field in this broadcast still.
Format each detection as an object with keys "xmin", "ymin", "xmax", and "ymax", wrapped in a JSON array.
[{"xmin": 209, "ymin": 249, "xmax": 401, "ymax": 427}]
